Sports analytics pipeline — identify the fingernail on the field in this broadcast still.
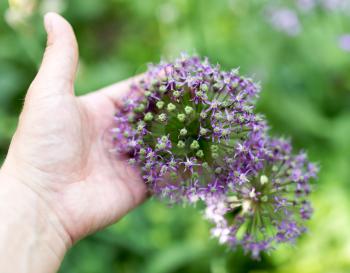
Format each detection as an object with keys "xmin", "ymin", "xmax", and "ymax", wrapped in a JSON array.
[{"xmin": 44, "ymin": 13, "xmax": 53, "ymax": 33}]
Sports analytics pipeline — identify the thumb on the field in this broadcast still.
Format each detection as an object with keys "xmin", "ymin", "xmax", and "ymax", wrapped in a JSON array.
[{"xmin": 30, "ymin": 12, "xmax": 79, "ymax": 96}]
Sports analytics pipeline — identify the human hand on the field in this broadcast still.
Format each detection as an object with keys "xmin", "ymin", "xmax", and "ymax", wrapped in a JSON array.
[{"xmin": 0, "ymin": 12, "xmax": 147, "ymax": 272}]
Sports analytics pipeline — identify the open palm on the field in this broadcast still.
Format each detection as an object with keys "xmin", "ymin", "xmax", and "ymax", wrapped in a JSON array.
[{"xmin": 2, "ymin": 13, "xmax": 147, "ymax": 243}]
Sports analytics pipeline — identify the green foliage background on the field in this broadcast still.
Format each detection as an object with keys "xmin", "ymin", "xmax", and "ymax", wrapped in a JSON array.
[{"xmin": 1, "ymin": 0, "xmax": 350, "ymax": 272}]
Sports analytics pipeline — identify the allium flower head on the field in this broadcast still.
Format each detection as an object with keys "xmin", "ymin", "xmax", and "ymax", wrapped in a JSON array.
[
  {"xmin": 205, "ymin": 137, "xmax": 318, "ymax": 259},
  {"xmin": 112, "ymin": 54, "xmax": 318, "ymax": 259},
  {"xmin": 113, "ymin": 55, "xmax": 264, "ymax": 202}
]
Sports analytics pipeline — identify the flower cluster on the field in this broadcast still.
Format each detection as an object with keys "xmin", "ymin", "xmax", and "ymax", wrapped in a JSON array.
[
  {"xmin": 204, "ymin": 137, "xmax": 317, "ymax": 259},
  {"xmin": 114, "ymin": 55, "xmax": 264, "ymax": 201},
  {"xmin": 112, "ymin": 55, "xmax": 318, "ymax": 259}
]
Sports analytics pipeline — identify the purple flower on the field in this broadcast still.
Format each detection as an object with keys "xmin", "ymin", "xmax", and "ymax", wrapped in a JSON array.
[
  {"xmin": 242, "ymin": 236, "xmax": 271, "ymax": 260},
  {"xmin": 113, "ymin": 54, "xmax": 263, "ymax": 203},
  {"xmin": 204, "ymin": 137, "xmax": 318, "ymax": 259},
  {"xmin": 112, "ymin": 54, "xmax": 318, "ymax": 259}
]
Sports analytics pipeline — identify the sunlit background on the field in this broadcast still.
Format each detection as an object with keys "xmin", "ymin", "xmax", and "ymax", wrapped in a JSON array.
[{"xmin": 1, "ymin": 0, "xmax": 350, "ymax": 272}]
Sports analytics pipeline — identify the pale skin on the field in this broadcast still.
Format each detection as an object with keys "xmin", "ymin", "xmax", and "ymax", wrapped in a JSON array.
[{"xmin": 0, "ymin": 13, "xmax": 147, "ymax": 273}]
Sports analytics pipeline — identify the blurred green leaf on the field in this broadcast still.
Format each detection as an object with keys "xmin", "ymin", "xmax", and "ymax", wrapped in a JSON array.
[{"xmin": 143, "ymin": 241, "xmax": 208, "ymax": 273}]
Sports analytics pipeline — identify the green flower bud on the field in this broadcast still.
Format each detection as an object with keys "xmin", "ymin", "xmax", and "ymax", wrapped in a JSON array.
[
  {"xmin": 212, "ymin": 152, "xmax": 219, "ymax": 159},
  {"xmin": 144, "ymin": 112, "xmax": 154, "ymax": 121},
  {"xmin": 231, "ymin": 81, "xmax": 239, "ymax": 89},
  {"xmin": 196, "ymin": 150, "xmax": 204, "ymax": 158},
  {"xmin": 137, "ymin": 138, "xmax": 144, "ymax": 144},
  {"xmin": 213, "ymin": 127, "xmax": 221, "ymax": 134},
  {"xmin": 156, "ymin": 101, "xmax": 165, "ymax": 109},
  {"xmin": 226, "ymin": 158, "xmax": 234, "ymax": 164},
  {"xmin": 167, "ymin": 103, "xmax": 176, "ymax": 112},
  {"xmin": 134, "ymin": 103, "xmax": 145, "ymax": 113},
  {"xmin": 159, "ymin": 85, "xmax": 167, "ymax": 93},
  {"xmin": 180, "ymin": 128, "xmax": 188, "ymax": 136},
  {"xmin": 128, "ymin": 158, "xmax": 136, "ymax": 165},
  {"xmin": 160, "ymin": 74, "xmax": 168, "ymax": 82},
  {"xmin": 151, "ymin": 79, "xmax": 158, "ymax": 86},
  {"xmin": 227, "ymin": 195, "xmax": 239, "ymax": 203},
  {"xmin": 177, "ymin": 140, "xmax": 185, "ymax": 148},
  {"xmin": 173, "ymin": 90, "xmax": 181, "ymax": 98},
  {"xmin": 201, "ymin": 83, "xmax": 209, "ymax": 92},
  {"xmin": 144, "ymin": 90, "xmax": 152, "ymax": 97},
  {"xmin": 243, "ymin": 105, "xmax": 253, "ymax": 114},
  {"xmin": 139, "ymin": 148, "xmax": 146, "ymax": 155},
  {"xmin": 222, "ymin": 128, "xmax": 230, "ymax": 136},
  {"xmin": 260, "ymin": 175, "xmax": 268, "ymax": 185},
  {"xmin": 215, "ymin": 167, "xmax": 222, "ymax": 174},
  {"xmin": 177, "ymin": 113, "xmax": 186, "ymax": 122},
  {"xmin": 211, "ymin": 145, "xmax": 219, "ymax": 153},
  {"xmin": 161, "ymin": 135, "xmax": 169, "ymax": 142},
  {"xmin": 202, "ymin": 162, "xmax": 209, "ymax": 169},
  {"xmin": 156, "ymin": 142, "xmax": 166, "ymax": 150},
  {"xmin": 137, "ymin": 121, "xmax": 145, "ymax": 131},
  {"xmin": 145, "ymin": 176, "xmax": 153, "ymax": 183},
  {"xmin": 200, "ymin": 111, "xmax": 207, "ymax": 119},
  {"xmin": 222, "ymin": 101, "xmax": 230, "ymax": 107},
  {"xmin": 238, "ymin": 115, "xmax": 245, "ymax": 123},
  {"xmin": 200, "ymin": 127, "xmax": 208, "ymax": 136},
  {"xmin": 190, "ymin": 140, "xmax": 200, "ymax": 150},
  {"xmin": 213, "ymin": 82, "xmax": 223, "ymax": 90},
  {"xmin": 214, "ymin": 112, "xmax": 223, "ymax": 120},
  {"xmin": 184, "ymin": 106, "xmax": 194, "ymax": 115},
  {"xmin": 261, "ymin": 196, "xmax": 268, "ymax": 202},
  {"xmin": 128, "ymin": 114, "xmax": 135, "ymax": 122},
  {"xmin": 196, "ymin": 91, "xmax": 204, "ymax": 98},
  {"xmin": 158, "ymin": 113, "xmax": 167, "ymax": 122}
]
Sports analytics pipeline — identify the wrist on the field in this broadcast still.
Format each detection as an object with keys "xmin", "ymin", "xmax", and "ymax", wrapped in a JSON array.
[{"xmin": 0, "ymin": 170, "xmax": 70, "ymax": 273}]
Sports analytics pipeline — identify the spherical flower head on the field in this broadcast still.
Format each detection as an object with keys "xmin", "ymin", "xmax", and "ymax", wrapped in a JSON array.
[
  {"xmin": 113, "ymin": 54, "xmax": 263, "ymax": 202},
  {"xmin": 112, "ymin": 54, "xmax": 318, "ymax": 259},
  {"xmin": 205, "ymin": 136, "xmax": 318, "ymax": 259}
]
